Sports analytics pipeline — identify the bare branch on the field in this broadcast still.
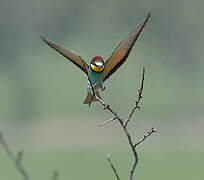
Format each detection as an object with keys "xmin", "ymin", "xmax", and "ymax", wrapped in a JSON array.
[
  {"xmin": 134, "ymin": 127, "xmax": 157, "ymax": 147},
  {"xmin": 0, "ymin": 132, "xmax": 30, "ymax": 180},
  {"xmin": 82, "ymin": 60, "xmax": 154, "ymax": 180},
  {"xmin": 52, "ymin": 169, "xmax": 59, "ymax": 180},
  {"xmin": 0, "ymin": 132, "xmax": 59, "ymax": 180},
  {"xmin": 99, "ymin": 117, "xmax": 117, "ymax": 126},
  {"xmin": 95, "ymin": 89, "xmax": 139, "ymax": 180},
  {"xmin": 121, "ymin": 127, "xmax": 138, "ymax": 180},
  {"xmin": 95, "ymin": 97, "xmax": 124, "ymax": 126},
  {"xmin": 16, "ymin": 150, "xmax": 24, "ymax": 165},
  {"xmin": 107, "ymin": 154, "xmax": 120, "ymax": 180},
  {"xmin": 92, "ymin": 68, "xmax": 156, "ymax": 180},
  {"xmin": 0, "ymin": 66, "xmax": 156, "ymax": 180},
  {"xmin": 125, "ymin": 68, "xmax": 145, "ymax": 127},
  {"xmin": 129, "ymin": 153, "xmax": 138, "ymax": 180}
]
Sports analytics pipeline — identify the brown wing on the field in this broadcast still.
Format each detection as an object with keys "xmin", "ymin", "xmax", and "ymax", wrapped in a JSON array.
[
  {"xmin": 41, "ymin": 36, "xmax": 89, "ymax": 74},
  {"xmin": 103, "ymin": 12, "xmax": 151, "ymax": 82}
]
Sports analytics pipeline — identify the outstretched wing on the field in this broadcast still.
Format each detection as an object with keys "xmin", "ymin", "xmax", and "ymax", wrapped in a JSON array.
[
  {"xmin": 103, "ymin": 12, "xmax": 151, "ymax": 82},
  {"xmin": 41, "ymin": 36, "xmax": 89, "ymax": 74}
]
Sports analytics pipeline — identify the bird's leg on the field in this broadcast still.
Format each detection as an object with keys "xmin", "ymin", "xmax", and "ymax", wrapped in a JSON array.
[
  {"xmin": 89, "ymin": 83, "xmax": 97, "ymax": 95},
  {"xmin": 101, "ymin": 84, "xmax": 106, "ymax": 91}
]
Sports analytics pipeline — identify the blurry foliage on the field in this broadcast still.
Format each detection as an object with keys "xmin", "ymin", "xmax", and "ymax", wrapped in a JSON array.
[{"xmin": 0, "ymin": 0, "xmax": 203, "ymax": 122}]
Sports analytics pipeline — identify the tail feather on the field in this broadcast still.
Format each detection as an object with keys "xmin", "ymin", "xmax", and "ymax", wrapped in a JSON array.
[{"xmin": 83, "ymin": 91, "xmax": 102, "ymax": 104}]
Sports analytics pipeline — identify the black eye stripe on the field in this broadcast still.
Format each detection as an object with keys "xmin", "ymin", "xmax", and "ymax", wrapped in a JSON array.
[
  {"xmin": 94, "ymin": 61, "xmax": 104, "ymax": 67},
  {"xmin": 90, "ymin": 65, "xmax": 104, "ymax": 73}
]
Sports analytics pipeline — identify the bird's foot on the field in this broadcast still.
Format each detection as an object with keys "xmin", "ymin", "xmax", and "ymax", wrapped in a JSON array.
[{"xmin": 101, "ymin": 85, "xmax": 106, "ymax": 91}]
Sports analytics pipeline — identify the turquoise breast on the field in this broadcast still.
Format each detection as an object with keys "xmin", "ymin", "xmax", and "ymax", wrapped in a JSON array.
[{"xmin": 88, "ymin": 68, "xmax": 104, "ymax": 85}]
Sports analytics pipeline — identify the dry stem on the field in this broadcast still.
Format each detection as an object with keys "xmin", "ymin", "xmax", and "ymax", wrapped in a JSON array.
[
  {"xmin": 125, "ymin": 68, "xmax": 145, "ymax": 128},
  {"xmin": 52, "ymin": 169, "xmax": 59, "ymax": 180},
  {"xmin": 99, "ymin": 117, "xmax": 117, "ymax": 126},
  {"xmin": 107, "ymin": 154, "xmax": 121, "ymax": 180},
  {"xmin": 0, "ymin": 133, "xmax": 30, "ymax": 180},
  {"xmin": 86, "ymin": 67, "xmax": 156, "ymax": 180},
  {"xmin": 0, "ymin": 132, "xmax": 59, "ymax": 180}
]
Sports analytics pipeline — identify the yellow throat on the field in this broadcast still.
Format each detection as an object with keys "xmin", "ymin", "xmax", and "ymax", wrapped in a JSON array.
[{"xmin": 90, "ymin": 64, "xmax": 104, "ymax": 72}]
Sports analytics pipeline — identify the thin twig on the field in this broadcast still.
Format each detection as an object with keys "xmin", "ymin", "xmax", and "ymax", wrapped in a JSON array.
[
  {"xmin": 95, "ymin": 86, "xmax": 138, "ymax": 180},
  {"xmin": 0, "ymin": 132, "xmax": 30, "ymax": 180},
  {"xmin": 129, "ymin": 153, "xmax": 138, "ymax": 180},
  {"xmin": 121, "ymin": 125, "xmax": 138, "ymax": 180},
  {"xmin": 95, "ymin": 97, "xmax": 123, "ymax": 125},
  {"xmin": 52, "ymin": 169, "xmax": 59, "ymax": 180},
  {"xmin": 83, "ymin": 59, "xmax": 155, "ymax": 180},
  {"xmin": 125, "ymin": 68, "xmax": 145, "ymax": 127},
  {"xmin": 107, "ymin": 154, "xmax": 121, "ymax": 180},
  {"xmin": 92, "ymin": 68, "xmax": 156, "ymax": 180},
  {"xmin": 134, "ymin": 127, "xmax": 157, "ymax": 147},
  {"xmin": 16, "ymin": 150, "xmax": 23, "ymax": 165},
  {"xmin": 99, "ymin": 117, "xmax": 117, "ymax": 126},
  {"xmin": 82, "ymin": 60, "xmax": 124, "ymax": 180}
]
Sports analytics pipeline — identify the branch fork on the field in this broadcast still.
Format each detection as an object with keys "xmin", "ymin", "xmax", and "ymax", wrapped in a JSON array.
[
  {"xmin": 0, "ymin": 64, "xmax": 156, "ymax": 180},
  {"xmin": 0, "ymin": 132, "xmax": 59, "ymax": 180},
  {"xmin": 0, "ymin": 133, "xmax": 30, "ymax": 180},
  {"xmin": 84, "ymin": 66, "xmax": 157, "ymax": 180}
]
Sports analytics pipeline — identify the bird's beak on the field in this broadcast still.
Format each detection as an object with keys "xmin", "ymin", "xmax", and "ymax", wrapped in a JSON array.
[
  {"xmin": 99, "ymin": 64, "xmax": 105, "ymax": 70},
  {"xmin": 97, "ymin": 65, "xmax": 103, "ymax": 69}
]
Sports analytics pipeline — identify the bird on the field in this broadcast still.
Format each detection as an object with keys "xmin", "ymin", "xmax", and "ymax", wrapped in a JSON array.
[{"xmin": 41, "ymin": 12, "xmax": 151, "ymax": 105}]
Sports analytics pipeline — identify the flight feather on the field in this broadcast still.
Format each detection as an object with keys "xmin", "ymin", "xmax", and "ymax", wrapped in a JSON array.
[
  {"xmin": 41, "ymin": 36, "xmax": 89, "ymax": 74},
  {"xmin": 103, "ymin": 12, "xmax": 151, "ymax": 82}
]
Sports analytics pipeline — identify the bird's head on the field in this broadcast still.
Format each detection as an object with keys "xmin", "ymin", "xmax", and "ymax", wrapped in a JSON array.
[{"xmin": 90, "ymin": 56, "xmax": 105, "ymax": 72}]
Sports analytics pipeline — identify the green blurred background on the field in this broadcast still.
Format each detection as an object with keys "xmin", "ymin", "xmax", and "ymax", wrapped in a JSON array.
[{"xmin": 0, "ymin": 0, "xmax": 203, "ymax": 179}]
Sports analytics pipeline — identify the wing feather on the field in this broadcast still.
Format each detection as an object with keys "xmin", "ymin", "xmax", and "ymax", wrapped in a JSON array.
[
  {"xmin": 41, "ymin": 36, "xmax": 89, "ymax": 74},
  {"xmin": 103, "ymin": 12, "xmax": 151, "ymax": 81}
]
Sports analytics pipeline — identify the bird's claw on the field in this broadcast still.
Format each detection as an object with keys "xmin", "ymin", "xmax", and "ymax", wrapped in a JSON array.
[{"xmin": 101, "ymin": 85, "xmax": 106, "ymax": 91}]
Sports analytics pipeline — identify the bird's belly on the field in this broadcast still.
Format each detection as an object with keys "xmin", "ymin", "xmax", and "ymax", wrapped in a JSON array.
[
  {"xmin": 87, "ymin": 71, "xmax": 103, "ymax": 91},
  {"xmin": 89, "ymin": 71, "xmax": 103, "ymax": 85},
  {"xmin": 87, "ymin": 80, "xmax": 102, "ymax": 91}
]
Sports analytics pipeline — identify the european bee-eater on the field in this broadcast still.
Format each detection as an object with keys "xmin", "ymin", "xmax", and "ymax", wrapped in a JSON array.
[{"xmin": 41, "ymin": 12, "xmax": 150, "ymax": 104}]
